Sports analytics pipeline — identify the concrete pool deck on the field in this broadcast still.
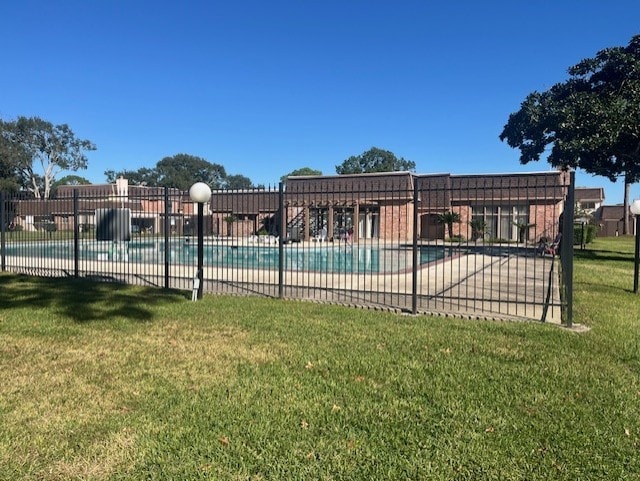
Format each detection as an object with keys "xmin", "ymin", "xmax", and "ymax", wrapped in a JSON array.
[{"xmin": 3, "ymin": 238, "xmax": 564, "ymax": 324}]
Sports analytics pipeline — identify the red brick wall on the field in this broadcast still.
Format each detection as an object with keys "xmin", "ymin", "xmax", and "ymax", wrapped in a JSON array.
[
  {"xmin": 379, "ymin": 201, "xmax": 413, "ymax": 241},
  {"xmin": 531, "ymin": 201, "xmax": 563, "ymax": 241},
  {"xmin": 452, "ymin": 205, "xmax": 471, "ymax": 239}
]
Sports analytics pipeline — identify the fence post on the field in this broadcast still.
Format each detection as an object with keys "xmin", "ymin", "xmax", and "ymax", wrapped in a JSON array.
[
  {"xmin": 411, "ymin": 179, "xmax": 419, "ymax": 314},
  {"xmin": 278, "ymin": 182, "xmax": 285, "ymax": 299},
  {"xmin": 1, "ymin": 191, "xmax": 5, "ymax": 272},
  {"xmin": 164, "ymin": 186, "xmax": 170, "ymax": 289},
  {"xmin": 73, "ymin": 189, "xmax": 79, "ymax": 278},
  {"xmin": 562, "ymin": 171, "xmax": 575, "ymax": 327}
]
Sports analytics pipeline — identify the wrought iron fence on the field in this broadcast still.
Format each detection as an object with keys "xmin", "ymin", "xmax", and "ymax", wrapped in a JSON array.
[{"xmin": 0, "ymin": 171, "xmax": 574, "ymax": 324}]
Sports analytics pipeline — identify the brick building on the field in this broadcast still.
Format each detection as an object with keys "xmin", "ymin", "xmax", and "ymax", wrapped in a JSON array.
[{"xmin": 9, "ymin": 170, "xmax": 569, "ymax": 243}]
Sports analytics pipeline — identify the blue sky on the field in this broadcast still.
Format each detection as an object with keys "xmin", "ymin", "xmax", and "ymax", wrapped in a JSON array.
[{"xmin": 2, "ymin": 1, "xmax": 639, "ymax": 203}]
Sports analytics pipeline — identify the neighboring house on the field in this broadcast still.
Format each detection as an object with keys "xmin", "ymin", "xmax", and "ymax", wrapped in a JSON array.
[
  {"xmin": 596, "ymin": 204, "xmax": 634, "ymax": 237},
  {"xmin": 575, "ymin": 187, "xmax": 605, "ymax": 217},
  {"xmin": 10, "ymin": 171, "xmax": 571, "ymax": 243}
]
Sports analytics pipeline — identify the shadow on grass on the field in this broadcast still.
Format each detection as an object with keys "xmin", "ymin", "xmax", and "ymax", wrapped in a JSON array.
[
  {"xmin": 573, "ymin": 248, "xmax": 633, "ymax": 263},
  {"xmin": 0, "ymin": 274, "xmax": 189, "ymax": 323}
]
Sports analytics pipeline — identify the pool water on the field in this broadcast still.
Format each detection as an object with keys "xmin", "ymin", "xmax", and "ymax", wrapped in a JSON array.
[{"xmin": 5, "ymin": 240, "xmax": 451, "ymax": 274}]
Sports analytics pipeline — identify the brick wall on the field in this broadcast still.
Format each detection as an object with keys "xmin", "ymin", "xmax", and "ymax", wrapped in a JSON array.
[
  {"xmin": 379, "ymin": 200, "xmax": 413, "ymax": 241},
  {"xmin": 531, "ymin": 201, "xmax": 562, "ymax": 241}
]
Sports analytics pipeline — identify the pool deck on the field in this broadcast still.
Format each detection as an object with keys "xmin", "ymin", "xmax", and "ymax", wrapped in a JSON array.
[{"xmin": 3, "ymin": 237, "xmax": 564, "ymax": 324}]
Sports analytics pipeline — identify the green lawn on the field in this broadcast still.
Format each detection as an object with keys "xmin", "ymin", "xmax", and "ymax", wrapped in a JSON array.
[{"xmin": 1, "ymin": 237, "xmax": 639, "ymax": 480}]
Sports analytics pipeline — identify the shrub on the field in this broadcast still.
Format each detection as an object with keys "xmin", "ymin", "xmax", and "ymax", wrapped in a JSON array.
[{"xmin": 574, "ymin": 223, "xmax": 597, "ymax": 245}]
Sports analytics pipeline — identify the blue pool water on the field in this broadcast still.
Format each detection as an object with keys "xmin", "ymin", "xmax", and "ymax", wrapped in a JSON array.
[{"xmin": 5, "ymin": 240, "xmax": 451, "ymax": 274}]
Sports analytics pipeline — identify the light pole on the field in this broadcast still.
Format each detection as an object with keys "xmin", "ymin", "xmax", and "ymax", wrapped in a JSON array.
[
  {"xmin": 630, "ymin": 199, "xmax": 640, "ymax": 294},
  {"xmin": 189, "ymin": 182, "xmax": 212, "ymax": 300}
]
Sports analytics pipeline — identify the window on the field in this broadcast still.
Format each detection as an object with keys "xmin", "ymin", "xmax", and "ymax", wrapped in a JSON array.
[
  {"xmin": 358, "ymin": 206, "xmax": 379, "ymax": 239},
  {"xmin": 309, "ymin": 208, "xmax": 329, "ymax": 236},
  {"xmin": 333, "ymin": 208, "xmax": 354, "ymax": 236},
  {"xmin": 472, "ymin": 205, "xmax": 529, "ymax": 241}
]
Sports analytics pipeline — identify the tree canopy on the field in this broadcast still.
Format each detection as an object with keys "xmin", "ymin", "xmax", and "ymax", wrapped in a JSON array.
[
  {"xmin": 280, "ymin": 167, "xmax": 323, "ymax": 182},
  {"xmin": 335, "ymin": 147, "xmax": 415, "ymax": 175},
  {"xmin": 0, "ymin": 116, "xmax": 95, "ymax": 198},
  {"xmin": 105, "ymin": 168, "xmax": 159, "ymax": 186},
  {"xmin": 105, "ymin": 154, "xmax": 259, "ymax": 191},
  {"xmin": 156, "ymin": 154, "xmax": 227, "ymax": 190},
  {"xmin": 500, "ymin": 34, "xmax": 640, "ymax": 232},
  {"xmin": 225, "ymin": 174, "xmax": 254, "ymax": 190},
  {"xmin": 0, "ymin": 125, "xmax": 29, "ymax": 193},
  {"xmin": 50, "ymin": 175, "xmax": 91, "ymax": 197}
]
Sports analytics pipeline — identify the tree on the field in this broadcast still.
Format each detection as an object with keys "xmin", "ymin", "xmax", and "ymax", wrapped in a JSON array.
[
  {"xmin": 469, "ymin": 218, "xmax": 486, "ymax": 242},
  {"xmin": 500, "ymin": 34, "xmax": 640, "ymax": 234},
  {"xmin": 437, "ymin": 211, "xmax": 460, "ymax": 240},
  {"xmin": 280, "ymin": 167, "xmax": 323, "ymax": 182},
  {"xmin": 52, "ymin": 175, "xmax": 91, "ymax": 187},
  {"xmin": 0, "ymin": 126, "xmax": 28, "ymax": 192},
  {"xmin": 223, "ymin": 215, "xmax": 236, "ymax": 236},
  {"xmin": 105, "ymin": 155, "xmax": 232, "ymax": 190},
  {"xmin": 335, "ymin": 147, "xmax": 415, "ymax": 175},
  {"xmin": 105, "ymin": 168, "xmax": 158, "ymax": 186},
  {"xmin": 225, "ymin": 174, "xmax": 254, "ymax": 190},
  {"xmin": 156, "ymin": 154, "xmax": 227, "ymax": 190},
  {"xmin": 0, "ymin": 116, "xmax": 95, "ymax": 199},
  {"xmin": 50, "ymin": 175, "xmax": 91, "ymax": 197}
]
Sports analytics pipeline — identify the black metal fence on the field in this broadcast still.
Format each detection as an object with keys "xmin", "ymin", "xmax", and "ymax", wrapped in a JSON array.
[{"xmin": 0, "ymin": 172, "xmax": 574, "ymax": 324}]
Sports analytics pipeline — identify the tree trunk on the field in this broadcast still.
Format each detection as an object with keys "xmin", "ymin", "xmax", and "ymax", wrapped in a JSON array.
[{"xmin": 624, "ymin": 177, "xmax": 631, "ymax": 235}]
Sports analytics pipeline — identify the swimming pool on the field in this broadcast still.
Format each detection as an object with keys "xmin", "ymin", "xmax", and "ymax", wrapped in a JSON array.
[{"xmin": 5, "ymin": 240, "xmax": 452, "ymax": 274}]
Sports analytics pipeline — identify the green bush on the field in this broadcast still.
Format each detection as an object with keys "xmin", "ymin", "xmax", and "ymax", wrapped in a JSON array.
[{"xmin": 574, "ymin": 223, "xmax": 597, "ymax": 245}]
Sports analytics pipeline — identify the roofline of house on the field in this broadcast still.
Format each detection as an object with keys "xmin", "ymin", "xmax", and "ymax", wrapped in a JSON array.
[
  {"xmin": 287, "ymin": 170, "xmax": 414, "ymax": 181},
  {"xmin": 448, "ymin": 170, "xmax": 564, "ymax": 178},
  {"xmin": 288, "ymin": 170, "xmax": 564, "ymax": 181}
]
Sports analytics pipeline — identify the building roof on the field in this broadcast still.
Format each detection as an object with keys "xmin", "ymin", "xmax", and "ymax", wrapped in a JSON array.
[
  {"xmin": 15, "ymin": 199, "xmax": 143, "ymax": 216},
  {"xmin": 415, "ymin": 174, "xmax": 451, "ymax": 210},
  {"xmin": 438, "ymin": 172, "xmax": 568, "ymax": 204},
  {"xmin": 598, "ymin": 204, "xmax": 627, "ymax": 221},
  {"xmin": 575, "ymin": 187, "xmax": 604, "ymax": 203},
  {"xmin": 209, "ymin": 190, "xmax": 279, "ymax": 214},
  {"xmin": 285, "ymin": 171, "xmax": 414, "ymax": 205},
  {"xmin": 56, "ymin": 184, "xmax": 182, "ymax": 198}
]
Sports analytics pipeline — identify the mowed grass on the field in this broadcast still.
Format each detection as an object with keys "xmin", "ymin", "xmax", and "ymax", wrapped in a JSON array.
[{"xmin": 1, "ymin": 237, "xmax": 640, "ymax": 480}]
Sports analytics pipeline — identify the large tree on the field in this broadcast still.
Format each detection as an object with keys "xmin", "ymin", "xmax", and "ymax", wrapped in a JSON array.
[
  {"xmin": 0, "ymin": 124, "xmax": 29, "ymax": 192},
  {"xmin": 156, "ymin": 154, "xmax": 227, "ymax": 190},
  {"xmin": 335, "ymin": 147, "xmax": 415, "ymax": 175},
  {"xmin": 0, "ymin": 116, "xmax": 95, "ymax": 199},
  {"xmin": 104, "ymin": 168, "xmax": 159, "ymax": 186},
  {"xmin": 106, "ymin": 155, "xmax": 257, "ymax": 191},
  {"xmin": 50, "ymin": 174, "xmax": 91, "ymax": 197},
  {"xmin": 500, "ymin": 34, "xmax": 640, "ymax": 233},
  {"xmin": 280, "ymin": 167, "xmax": 323, "ymax": 182},
  {"xmin": 225, "ymin": 174, "xmax": 254, "ymax": 190}
]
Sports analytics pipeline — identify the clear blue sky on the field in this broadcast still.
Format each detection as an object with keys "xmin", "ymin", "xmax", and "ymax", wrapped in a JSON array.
[{"xmin": 2, "ymin": 1, "xmax": 639, "ymax": 203}]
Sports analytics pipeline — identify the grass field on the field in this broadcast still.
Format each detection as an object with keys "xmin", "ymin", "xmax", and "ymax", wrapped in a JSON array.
[{"xmin": 1, "ymin": 237, "xmax": 639, "ymax": 480}]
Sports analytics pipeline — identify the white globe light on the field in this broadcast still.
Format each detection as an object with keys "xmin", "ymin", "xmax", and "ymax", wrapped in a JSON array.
[
  {"xmin": 189, "ymin": 182, "xmax": 212, "ymax": 203},
  {"xmin": 631, "ymin": 199, "xmax": 640, "ymax": 216}
]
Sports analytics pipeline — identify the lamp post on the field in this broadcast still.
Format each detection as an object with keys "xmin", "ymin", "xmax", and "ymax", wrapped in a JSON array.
[
  {"xmin": 630, "ymin": 199, "xmax": 640, "ymax": 294},
  {"xmin": 189, "ymin": 182, "xmax": 212, "ymax": 300}
]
